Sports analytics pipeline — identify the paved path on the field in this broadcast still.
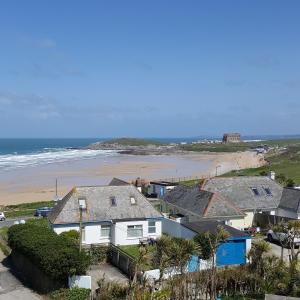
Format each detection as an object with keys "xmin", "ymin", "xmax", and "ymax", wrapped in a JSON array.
[
  {"xmin": 88, "ymin": 263, "xmax": 128, "ymax": 292},
  {"xmin": 0, "ymin": 251, "xmax": 41, "ymax": 299}
]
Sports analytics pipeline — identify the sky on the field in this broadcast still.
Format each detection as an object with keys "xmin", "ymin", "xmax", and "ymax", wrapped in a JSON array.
[{"xmin": 0, "ymin": 1, "xmax": 300, "ymax": 138}]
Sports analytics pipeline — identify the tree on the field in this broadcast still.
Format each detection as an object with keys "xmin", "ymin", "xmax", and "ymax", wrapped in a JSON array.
[
  {"xmin": 132, "ymin": 245, "xmax": 150, "ymax": 285},
  {"xmin": 248, "ymin": 240, "xmax": 271, "ymax": 276},
  {"xmin": 169, "ymin": 237, "xmax": 197, "ymax": 275},
  {"xmin": 194, "ymin": 225, "xmax": 229, "ymax": 300}
]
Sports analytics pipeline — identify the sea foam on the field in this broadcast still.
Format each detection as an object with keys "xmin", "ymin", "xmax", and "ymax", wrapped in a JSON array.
[{"xmin": 0, "ymin": 148, "xmax": 117, "ymax": 171}]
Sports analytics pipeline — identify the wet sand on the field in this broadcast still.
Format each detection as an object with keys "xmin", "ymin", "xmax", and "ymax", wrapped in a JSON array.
[{"xmin": 0, "ymin": 151, "xmax": 264, "ymax": 205}]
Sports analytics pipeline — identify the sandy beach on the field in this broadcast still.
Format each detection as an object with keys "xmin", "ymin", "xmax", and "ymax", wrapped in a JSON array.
[{"xmin": 0, "ymin": 151, "xmax": 264, "ymax": 205}]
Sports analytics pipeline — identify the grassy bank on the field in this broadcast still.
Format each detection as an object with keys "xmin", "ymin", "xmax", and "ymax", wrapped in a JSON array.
[
  {"xmin": 101, "ymin": 138, "xmax": 163, "ymax": 146},
  {"xmin": 222, "ymin": 142, "xmax": 300, "ymax": 184},
  {"xmin": 180, "ymin": 138, "xmax": 300, "ymax": 153},
  {"xmin": 3, "ymin": 200, "xmax": 54, "ymax": 219}
]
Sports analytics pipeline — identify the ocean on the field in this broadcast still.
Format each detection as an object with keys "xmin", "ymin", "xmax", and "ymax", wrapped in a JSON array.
[{"xmin": 0, "ymin": 135, "xmax": 299, "ymax": 171}]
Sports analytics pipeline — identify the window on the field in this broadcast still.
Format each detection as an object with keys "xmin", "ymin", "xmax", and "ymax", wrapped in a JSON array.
[
  {"xmin": 148, "ymin": 221, "xmax": 156, "ymax": 234},
  {"xmin": 101, "ymin": 225, "xmax": 111, "ymax": 237},
  {"xmin": 127, "ymin": 225, "xmax": 143, "ymax": 238},
  {"xmin": 110, "ymin": 196, "xmax": 117, "ymax": 206},
  {"xmin": 264, "ymin": 187, "xmax": 272, "ymax": 196},
  {"xmin": 78, "ymin": 197, "xmax": 87, "ymax": 210},
  {"xmin": 251, "ymin": 187, "xmax": 260, "ymax": 196},
  {"xmin": 130, "ymin": 196, "xmax": 136, "ymax": 205},
  {"xmin": 81, "ymin": 227, "xmax": 86, "ymax": 243}
]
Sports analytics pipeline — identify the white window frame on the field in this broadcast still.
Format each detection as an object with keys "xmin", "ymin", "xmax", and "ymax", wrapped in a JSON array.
[
  {"xmin": 127, "ymin": 225, "xmax": 143, "ymax": 238},
  {"xmin": 130, "ymin": 196, "xmax": 136, "ymax": 205},
  {"xmin": 100, "ymin": 225, "xmax": 111, "ymax": 238},
  {"xmin": 148, "ymin": 221, "xmax": 156, "ymax": 234}
]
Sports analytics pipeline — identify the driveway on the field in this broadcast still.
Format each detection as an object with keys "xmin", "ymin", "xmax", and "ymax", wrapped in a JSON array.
[
  {"xmin": 88, "ymin": 263, "xmax": 128, "ymax": 292},
  {"xmin": 268, "ymin": 241, "xmax": 291, "ymax": 262},
  {"xmin": 0, "ymin": 251, "xmax": 41, "ymax": 299}
]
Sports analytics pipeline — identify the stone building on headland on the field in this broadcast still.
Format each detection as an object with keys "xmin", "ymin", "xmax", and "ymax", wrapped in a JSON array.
[{"xmin": 222, "ymin": 133, "xmax": 241, "ymax": 143}]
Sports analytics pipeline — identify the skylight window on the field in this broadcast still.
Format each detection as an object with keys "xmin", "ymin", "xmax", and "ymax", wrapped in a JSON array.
[
  {"xmin": 251, "ymin": 187, "xmax": 260, "ymax": 196},
  {"xmin": 264, "ymin": 187, "xmax": 272, "ymax": 196},
  {"xmin": 110, "ymin": 196, "xmax": 117, "ymax": 206},
  {"xmin": 78, "ymin": 197, "xmax": 87, "ymax": 210},
  {"xmin": 130, "ymin": 196, "xmax": 136, "ymax": 205}
]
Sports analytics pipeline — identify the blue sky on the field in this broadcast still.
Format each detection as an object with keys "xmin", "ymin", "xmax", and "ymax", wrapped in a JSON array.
[{"xmin": 0, "ymin": 1, "xmax": 300, "ymax": 138}]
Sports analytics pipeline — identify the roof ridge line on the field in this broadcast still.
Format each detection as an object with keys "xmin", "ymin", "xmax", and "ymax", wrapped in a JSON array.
[{"xmin": 202, "ymin": 192, "xmax": 215, "ymax": 217}]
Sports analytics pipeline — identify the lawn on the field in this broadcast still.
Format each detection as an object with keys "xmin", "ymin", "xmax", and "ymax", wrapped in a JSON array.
[
  {"xmin": 120, "ymin": 244, "xmax": 156, "ymax": 270},
  {"xmin": 222, "ymin": 143, "xmax": 300, "ymax": 184},
  {"xmin": 3, "ymin": 200, "xmax": 54, "ymax": 219}
]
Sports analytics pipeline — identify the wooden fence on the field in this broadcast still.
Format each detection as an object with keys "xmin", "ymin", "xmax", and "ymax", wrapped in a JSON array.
[{"xmin": 108, "ymin": 244, "xmax": 136, "ymax": 279}]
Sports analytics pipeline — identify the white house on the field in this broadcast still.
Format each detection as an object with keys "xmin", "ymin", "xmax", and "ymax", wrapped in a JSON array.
[{"xmin": 48, "ymin": 185, "xmax": 162, "ymax": 246}]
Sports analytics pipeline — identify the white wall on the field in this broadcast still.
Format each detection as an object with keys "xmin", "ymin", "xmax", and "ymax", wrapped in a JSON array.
[
  {"xmin": 113, "ymin": 220, "xmax": 162, "ymax": 246},
  {"xmin": 162, "ymin": 218, "xmax": 196, "ymax": 240},
  {"xmin": 52, "ymin": 223, "xmax": 112, "ymax": 245},
  {"xmin": 52, "ymin": 219, "xmax": 162, "ymax": 246}
]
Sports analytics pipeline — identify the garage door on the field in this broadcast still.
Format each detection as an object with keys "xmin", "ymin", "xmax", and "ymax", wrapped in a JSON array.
[{"xmin": 216, "ymin": 240, "xmax": 246, "ymax": 267}]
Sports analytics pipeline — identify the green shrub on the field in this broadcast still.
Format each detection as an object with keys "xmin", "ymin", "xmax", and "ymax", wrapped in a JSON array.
[
  {"xmin": 8, "ymin": 223, "xmax": 90, "ymax": 282},
  {"xmin": 88, "ymin": 245, "xmax": 108, "ymax": 264},
  {"xmin": 49, "ymin": 288, "xmax": 90, "ymax": 300},
  {"xmin": 60, "ymin": 230, "xmax": 80, "ymax": 246}
]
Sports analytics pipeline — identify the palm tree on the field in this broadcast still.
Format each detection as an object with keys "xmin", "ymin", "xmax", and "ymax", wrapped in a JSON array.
[
  {"xmin": 152, "ymin": 235, "xmax": 173, "ymax": 283},
  {"xmin": 169, "ymin": 237, "xmax": 197, "ymax": 275},
  {"xmin": 194, "ymin": 225, "xmax": 229, "ymax": 300}
]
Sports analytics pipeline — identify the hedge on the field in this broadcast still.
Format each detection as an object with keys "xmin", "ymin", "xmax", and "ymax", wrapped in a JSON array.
[{"xmin": 8, "ymin": 223, "xmax": 90, "ymax": 282}]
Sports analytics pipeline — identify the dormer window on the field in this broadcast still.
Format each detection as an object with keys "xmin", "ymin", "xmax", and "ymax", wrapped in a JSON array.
[
  {"xmin": 264, "ymin": 187, "xmax": 272, "ymax": 196},
  {"xmin": 110, "ymin": 196, "xmax": 117, "ymax": 206},
  {"xmin": 251, "ymin": 187, "xmax": 260, "ymax": 196},
  {"xmin": 130, "ymin": 196, "xmax": 136, "ymax": 205}
]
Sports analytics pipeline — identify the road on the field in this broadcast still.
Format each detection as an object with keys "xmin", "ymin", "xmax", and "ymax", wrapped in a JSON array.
[
  {"xmin": 0, "ymin": 251, "xmax": 41, "ymax": 299},
  {"xmin": 0, "ymin": 216, "xmax": 34, "ymax": 228}
]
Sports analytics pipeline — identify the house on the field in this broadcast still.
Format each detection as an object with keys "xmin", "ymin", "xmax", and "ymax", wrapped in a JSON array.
[
  {"xmin": 48, "ymin": 185, "xmax": 163, "ymax": 246},
  {"xmin": 277, "ymin": 187, "xmax": 300, "ymax": 220},
  {"xmin": 109, "ymin": 177, "xmax": 130, "ymax": 186},
  {"xmin": 148, "ymin": 181, "xmax": 178, "ymax": 198},
  {"xmin": 201, "ymin": 176, "xmax": 283, "ymax": 228},
  {"xmin": 222, "ymin": 133, "xmax": 241, "ymax": 143},
  {"xmin": 162, "ymin": 185, "xmax": 245, "ymax": 228},
  {"xmin": 162, "ymin": 218, "xmax": 251, "ymax": 268}
]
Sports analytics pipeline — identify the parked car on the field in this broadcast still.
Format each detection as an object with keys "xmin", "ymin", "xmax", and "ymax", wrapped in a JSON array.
[
  {"xmin": 34, "ymin": 207, "xmax": 52, "ymax": 217},
  {"xmin": 0, "ymin": 212, "xmax": 5, "ymax": 221},
  {"xmin": 267, "ymin": 229, "xmax": 300, "ymax": 247}
]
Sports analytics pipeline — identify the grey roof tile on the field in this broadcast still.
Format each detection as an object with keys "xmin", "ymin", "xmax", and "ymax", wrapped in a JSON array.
[
  {"xmin": 49, "ymin": 185, "xmax": 162, "ymax": 225},
  {"xmin": 163, "ymin": 185, "xmax": 243, "ymax": 219},
  {"xmin": 202, "ymin": 176, "xmax": 283, "ymax": 211},
  {"xmin": 182, "ymin": 220, "xmax": 249, "ymax": 238},
  {"xmin": 278, "ymin": 188, "xmax": 300, "ymax": 213}
]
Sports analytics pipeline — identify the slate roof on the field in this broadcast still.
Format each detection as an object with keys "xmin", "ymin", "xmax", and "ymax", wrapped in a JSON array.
[
  {"xmin": 201, "ymin": 177, "xmax": 283, "ymax": 211},
  {"xmin": 278, "ymin": 188, "xmax": 300, "ymax": 213},
  {"xmin": 109, "ymin": 177, "xmax": 130, "ymax": 186},
  {"xmin": 182, "ymin": 220, "xmax": 249, "ymax": 238},
  {"xmin": 49, "ymin": 185, "xmax": 162, "ymax": 225},
  {"xmin": 163, "ymin": 185, "xmax": 244, "ymax": 219}
]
